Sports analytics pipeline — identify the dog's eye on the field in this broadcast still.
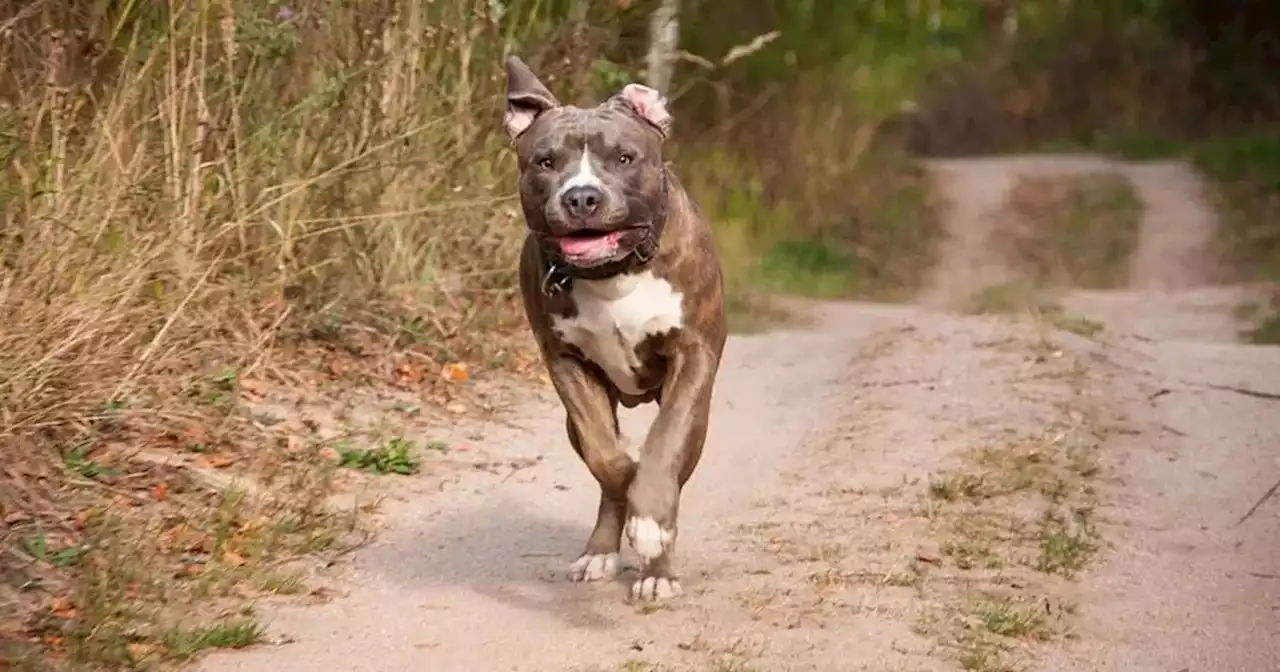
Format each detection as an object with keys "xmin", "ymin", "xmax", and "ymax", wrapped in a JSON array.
[
  {"xmin": 535, "ymin": 156, "xmax": 554, "ymax": 170},
  {"xmin": 617, "ymin": 152, "xmax": 635, "ymax": 165}
]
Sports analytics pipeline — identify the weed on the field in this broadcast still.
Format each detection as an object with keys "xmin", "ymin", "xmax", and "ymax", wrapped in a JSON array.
[
  {"xmin": 966, "ymin": 281, "xmax": 1056, "ymax": 316},
  {"xmin": 252, "ymin": 571, "xmax": 307, "ymax": 595},
  {"xmin": 1036, "ymin": 507, "xmax": 1101, "ymax": 577},
  {"xmin": 883, "ymin": 557, "xmax": 927, "ymax": 588},
  {"xmin": 942, "ymin": 536, "xmax": 997, "ymax": 571},
  {"xmin": 978, "ymin": 600, "xmax": 1048, "ymax": 639},
  {"xmin": 958, "ymin": 645, "xmax": 1014, "ymax": 672},
  {"xmin": 338, "ymin": 438, "xmax": 423, "ymax": 475},
  {"xmin": 1051, "ymin": 314, "xmax": 1105, "ymax": 338},
  {"xmin": 163, "ymin": 618, "xmax": 264, "ymax": 660},
  {"xmin": 19, "ymin": 534, "xmax": 89, "ymax": 568},
  {"xmin": 62, "ymin": 443, "xmax": 122, "ymax": 480},
  {"xmin": 928, "ymin": 473, "xmax": 987, "ymax": 501}
]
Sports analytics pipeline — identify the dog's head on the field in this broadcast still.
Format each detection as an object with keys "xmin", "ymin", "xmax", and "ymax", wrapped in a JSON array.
[{"xmin": 503, "ymin": 56, "xmax": 673, "ymax": 271}]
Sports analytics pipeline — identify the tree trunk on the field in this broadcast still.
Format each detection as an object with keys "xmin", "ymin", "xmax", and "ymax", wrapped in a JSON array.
[{"xmin": 645, "ymin": 0, "xmax": 680, "ymax": 95}]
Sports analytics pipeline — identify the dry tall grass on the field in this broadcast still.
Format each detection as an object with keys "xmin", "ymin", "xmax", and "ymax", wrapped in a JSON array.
[
  {"xmin": 2, "ymin": 4, "xmax": 536, "ymax": 480},
  {"xmin": 1, "ymin": 1, "xmax": 572, "ymax": 666}
]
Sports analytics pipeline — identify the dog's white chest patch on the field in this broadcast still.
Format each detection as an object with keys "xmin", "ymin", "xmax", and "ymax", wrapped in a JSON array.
[{"xmin": 551, "ymin": 271, "xmax": 684, "ymax": 395}]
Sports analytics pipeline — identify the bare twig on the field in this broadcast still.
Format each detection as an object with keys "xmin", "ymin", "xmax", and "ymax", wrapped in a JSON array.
[
  {"xmin": 1235, "ymin": 476, "xmax": 1280, "ymax": 528},
  {"xmin": 1199, "ymin": 382, "xmax": 1280, "ymax": 401}
]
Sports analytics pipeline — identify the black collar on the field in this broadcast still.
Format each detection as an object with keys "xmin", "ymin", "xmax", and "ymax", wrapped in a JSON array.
[{"xmin": 538, "ymin": 168, "xmax": 670, "ymax": 297}]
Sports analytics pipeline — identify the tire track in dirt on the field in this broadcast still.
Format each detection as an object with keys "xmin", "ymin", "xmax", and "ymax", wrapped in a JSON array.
[{"xmin": 924, "ymin": 154, "xmax": 1280, "ymax": 671}]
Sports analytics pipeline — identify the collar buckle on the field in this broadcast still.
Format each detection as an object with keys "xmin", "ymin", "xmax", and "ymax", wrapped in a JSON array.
[{"xmin": 541, "ymin": 262, "xmax": 572, "ymax": 296}]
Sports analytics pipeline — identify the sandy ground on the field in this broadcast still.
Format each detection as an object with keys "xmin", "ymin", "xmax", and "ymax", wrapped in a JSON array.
[{"xmin": 199, "ymin": 156, "xmax": 1280, "ymax": 672}]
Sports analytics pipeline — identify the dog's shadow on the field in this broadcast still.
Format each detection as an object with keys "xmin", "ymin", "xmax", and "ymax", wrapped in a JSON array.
[{"xmin": 365, "ymin": 493, "xmax": 645, "ymax": 630}]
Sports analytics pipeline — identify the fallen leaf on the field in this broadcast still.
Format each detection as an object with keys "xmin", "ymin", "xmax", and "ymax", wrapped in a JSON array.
[
  {"xmin": 196, "ymin": 454, "xmax": 236, "ymax": 469},
  {"xmin": 440, "ymin": 362, "xmax": 469, "ymax": 383},
  {"xmin": 445, "ymin": 402, "xmax": 467, "ymax": 415},
  {"xmin": 48, "ymin": 595, "xmax": 78, "ymax": 620},
  {"xmin": 223, "ymin": 551, "xmax": 247, "ymax": 567},
  {"xmin": 237, "ymin": 377, "xmax": 267, "ymax": 397},
  {"xmin": 152, "ymin": 483, "xmax": 170, "ymax": 502},
  {"xmin": 395, "ymin": 362, "xmax": 425, "ymax": 384}
]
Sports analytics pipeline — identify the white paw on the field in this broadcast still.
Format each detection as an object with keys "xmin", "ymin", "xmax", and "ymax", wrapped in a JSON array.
[
  {"xmin": 625, "ymin": 516, "xmax": 673, "ymax": 562},
  {"xmin": 568, "ymin": 553, "xmax": 619, "ymax": 583},
  {"xmin": 631, "ymin": 575, "xmax": 683, "ymax": 602}
]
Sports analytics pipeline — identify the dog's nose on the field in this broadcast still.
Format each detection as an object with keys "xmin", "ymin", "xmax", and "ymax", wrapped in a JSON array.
[{"xmin": 560, "ymin": 186, "xmax": 604, "ymax": 219}]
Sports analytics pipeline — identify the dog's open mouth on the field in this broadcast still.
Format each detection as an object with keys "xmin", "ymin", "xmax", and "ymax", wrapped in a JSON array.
[{"xmin": 556, "ymin": 229, "xmax": 625, "ymax": 263}]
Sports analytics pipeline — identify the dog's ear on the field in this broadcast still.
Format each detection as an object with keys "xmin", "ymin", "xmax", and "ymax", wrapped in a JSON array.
[
  {"xmin": 613, "ymin": 83, "xmax": 672, "ymax": 138},
  {"xmin": 505, "ymin": 56, "xmax": 560, "ymax": 140}
]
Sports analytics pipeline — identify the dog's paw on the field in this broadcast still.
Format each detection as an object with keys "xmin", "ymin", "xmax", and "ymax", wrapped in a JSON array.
[
  {"xmin": 625, "ymin": 516, "xmax": 674, "ymax": 562},
  {"xmin": 568, "ymin": 552, "xmax": 619, "ymax": 583},
  {"xmin": 631, "ymin": 575, "xmax": 683, "ymax": 602}
]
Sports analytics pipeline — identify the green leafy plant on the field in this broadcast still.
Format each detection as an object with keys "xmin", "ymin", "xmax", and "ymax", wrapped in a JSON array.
[{"xmin": 338, "ymin": 438, "xmax": 425, "ymax": 475}]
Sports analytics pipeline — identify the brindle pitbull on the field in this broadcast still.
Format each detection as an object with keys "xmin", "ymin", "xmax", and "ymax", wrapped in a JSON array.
[{"xmin": 502, "ymin": 56, "xmax": 727, "ymax": 602}]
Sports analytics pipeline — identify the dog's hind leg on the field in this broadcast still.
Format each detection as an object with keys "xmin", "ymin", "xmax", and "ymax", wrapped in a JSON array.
[{"xmin": 549, "ymin": 356, "xmax": 636, "ymax": 583}]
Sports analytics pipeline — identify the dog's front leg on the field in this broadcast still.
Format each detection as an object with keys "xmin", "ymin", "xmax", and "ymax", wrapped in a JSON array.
[
  {"xmin": 547, "ymin": 354, "xmax": 636, "ymax": 583},
  {"xmin": 625, "ymin": 336, "xmax": 719, "ymax": 601}
]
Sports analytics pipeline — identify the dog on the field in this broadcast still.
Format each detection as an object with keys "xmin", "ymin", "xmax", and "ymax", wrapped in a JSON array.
[{"xmin": 502, "ymin": 56, "xmax": 728, "ymax": 602}]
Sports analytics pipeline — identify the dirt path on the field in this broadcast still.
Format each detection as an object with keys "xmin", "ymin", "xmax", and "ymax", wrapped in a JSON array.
[{"xmin": 199, "ymin": 156, "xmax": 1280, "ymax": 672}]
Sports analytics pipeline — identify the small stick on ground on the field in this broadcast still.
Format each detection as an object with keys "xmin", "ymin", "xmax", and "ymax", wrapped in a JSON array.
[{"xmin": 1235, "ymin": 476, "xmax": 1280, "ymax": 527}]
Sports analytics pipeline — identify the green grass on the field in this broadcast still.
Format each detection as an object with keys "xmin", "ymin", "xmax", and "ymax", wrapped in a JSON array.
[
  {"xmin": 966, "ymin": 281, "xmax": 1105, "ymax": 338},
  {"xmin": 1189, "ymin": 132, "xmax": 1280, "ymax": 190},
  {"xmin": 1036, "ymin": 506, "xmax": 1101, "ymax": 577},
  {"xmin": 691, "ymin": 147, "xmax": 940, "ymax": 329},
  {"xmin": 338, "ymin": 437, "xmax": 435, "ymax": 475},
  {"xmin": 163, "ymin": 618, "xmax": 264, "ymax": 660},
  {"xmin": 1247, "ymin": 314, "xmax": 1280, "ymax": 345},
  {"xmin": 1193, "ymin": 133, "xmax": 1280, "ymax": 286},
  {"xmin": 978, "ymin": 600, "xmax": 1048, "ymax": 639},
  {"xmin": 750, "ymin": 239, "xmax": 862, "ymax": 298}
]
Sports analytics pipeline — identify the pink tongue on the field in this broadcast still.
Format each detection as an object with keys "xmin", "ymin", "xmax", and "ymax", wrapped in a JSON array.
[{"xmin": 558, "ymin": 231, "xmax": 620, "ymax": 258}]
